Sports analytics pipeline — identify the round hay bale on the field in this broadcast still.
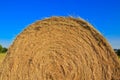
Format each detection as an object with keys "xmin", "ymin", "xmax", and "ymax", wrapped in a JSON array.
[{"xmin": 0, "ymin": 17, "xmax": 120, "ymax": 80}]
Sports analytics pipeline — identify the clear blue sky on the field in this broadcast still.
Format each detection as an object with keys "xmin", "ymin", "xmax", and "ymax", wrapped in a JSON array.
[{"xmin": 0, "ymin": 0, "xmax": 120, "ymax": 48}]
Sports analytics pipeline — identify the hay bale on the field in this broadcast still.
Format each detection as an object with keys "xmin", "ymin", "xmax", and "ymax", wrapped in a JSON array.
[{"xmin": 0, "ymin": 17, "xmax": 120, "ymax": 80}]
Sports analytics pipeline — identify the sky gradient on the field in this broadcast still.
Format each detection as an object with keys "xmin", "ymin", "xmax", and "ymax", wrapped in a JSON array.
[{"xmin": 0, "ymin": 0, "xmax": 120, "ymax": 48}]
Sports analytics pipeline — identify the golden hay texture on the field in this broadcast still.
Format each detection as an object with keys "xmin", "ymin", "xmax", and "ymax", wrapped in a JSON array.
[{"xmin": 0, "ymin": 17, "xmax": 120, "ymax": 80}]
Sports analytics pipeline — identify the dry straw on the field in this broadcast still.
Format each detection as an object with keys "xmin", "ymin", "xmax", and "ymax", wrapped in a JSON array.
[{"xmin": 0, "ymin": 17, "xmax": 120, "ymax": 80}]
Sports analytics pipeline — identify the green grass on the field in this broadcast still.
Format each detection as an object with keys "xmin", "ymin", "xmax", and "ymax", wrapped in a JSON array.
[
  {"xmin": 0, "ymin": 53, "xmax": 6, "ymax": 65},
  {"xmin": 118, "ymin": 56, "xmax": 120, "ymax": 60}
]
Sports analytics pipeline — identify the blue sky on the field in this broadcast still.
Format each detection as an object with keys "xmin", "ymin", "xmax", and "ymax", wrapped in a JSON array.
[{"xmin": 0, "ymin": 0, "xmax": 120, "ymax": 48}]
